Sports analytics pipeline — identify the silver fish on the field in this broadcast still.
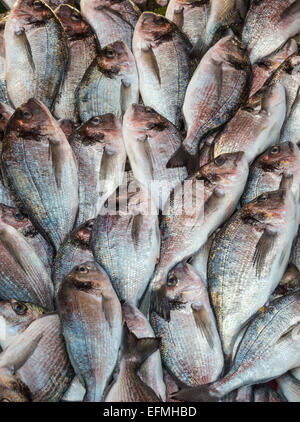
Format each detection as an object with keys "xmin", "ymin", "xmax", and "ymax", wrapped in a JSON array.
[
  {"xmin": 277, "ymin": 372, "xmax": 300, "ymax": 402},
  {"xmin": 190, "ymin": 235, "xmax": 214, "ymax": 287},
  {"xmin": 280, "ymin": 88, "xmax": 300, "ymax": 145}
]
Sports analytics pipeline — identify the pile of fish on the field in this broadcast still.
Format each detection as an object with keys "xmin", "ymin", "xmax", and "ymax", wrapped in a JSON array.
[{"xmin": 0, "ymin": 0, "xmax": 300, "ymax": 403}]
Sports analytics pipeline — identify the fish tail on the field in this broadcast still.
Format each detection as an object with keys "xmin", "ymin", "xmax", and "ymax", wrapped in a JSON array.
[
  {"xmin": 171, "ymin": 385, "xmax": 215, "ymax": 402},
  {"xmin": 123, "ymin": 323, "xmax": 159, "ymax": 366}
]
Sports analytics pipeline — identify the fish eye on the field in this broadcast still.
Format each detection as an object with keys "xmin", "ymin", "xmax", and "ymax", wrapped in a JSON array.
[
  {"xmin": 11, "ymin": 301, "xmax": 28, "ymax": 316},
  {"xmin": 91, "ymin": 116, "xmax": 101, "ymax": 125},
  {"xmin": 257, "ymin": 194, "xmax": 268, "ymax": 203},
  {"xmin": 22, "ymin": 110, "xmax": 32, "ymax": 120},
  {"xmin": 104, "ymin": 48, "xmax": 115, "ymax": 58},
  {"xmin": 71, "ymin": 14, "xmax": 81, "ymax": 21},
  {"xmin": 214, "ymin": 156, "xmax": 225, "ymax": 166},
  {"xmin": 14, "ymin": 211, "xmax": 25, "ymax": 221},
  {"xmin": 85, "ymin": 220, "xmax": 94, "ymax": 230},
  {"xmin": 270, "ymin": 145, "xmax": 280, "ymax": 155},
  {"xmin": 33, "ymin": 1, "xmax": 43, "ymax": 10},
  {"xmin": 75, "ymin": 265, "xmax": 89, "ymax": 273},
  {"xmin": 0, "ymin": 398, "xmax": 11, "ymax": 402},
  {"xmin": 167, "ymin": 274, "xmax": 178, "ymax": 287}
]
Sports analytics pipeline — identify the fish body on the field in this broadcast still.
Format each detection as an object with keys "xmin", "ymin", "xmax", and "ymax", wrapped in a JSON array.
[
  {"xmin": 54, "ymin": 5, "xmax": 97, "ymax": 122},
  {"xmin": 280, "ymin": 88, "xmax": 300, "ymax": 145},
  {"xmin": 70, "ymin": 114, "xmax": 126, "ymax": 227},
  {"xmin": 4, "ymin": 0, "xmax": 68, "ymax": 109},
  {"xmin": 277, "ymin": 372, "xmax": 300, "ymax": 402},
  {"xmin": 208, "ymin": 189, "xmax": 299, "ymax": 358},
  {"xmin": 190, "ymin": 235, "xmax": 214, "ymax": 287},
  {"xmin": 133, "ymin": 12, "xmax": 192, "ymax": 127},
  {"xmin": 123, "ymin": 104, "xmax": 188, "ymax": 210},
  {"xmin": 57, "ymin": 261, "xmax": 122, "ymax": 402},
  {"xmin": 77, "ymin": 40, "xmax": 138, "ymax": 123},
  {"xmin": 2, "ymin": 99, "xmax": 79, "ymax": 251}
]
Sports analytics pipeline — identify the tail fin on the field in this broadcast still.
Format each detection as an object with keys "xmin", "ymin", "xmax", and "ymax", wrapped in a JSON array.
[
  {"xmin": 123, "ymin": 323, "xmax": 159, "ymax": 366},
  {"xmin": 167, "ymin": 147, "xmax": 199, "ymax": 175},
  {"xmin": 171, "ymin": 385, "xmax": 216, "ymax": 402},
  {"xmin": 150, "ymin": 285, "xmax": 171, "ymax": 321}
]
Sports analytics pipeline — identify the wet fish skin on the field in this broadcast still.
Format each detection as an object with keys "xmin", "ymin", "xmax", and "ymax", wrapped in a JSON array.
[
  {"xmin": 277, "ymin": 372, "xmax": 300, "ymax": 402},
  {"xmin": 0, "ymin": 299, "xmax": 46, "ymax": 349},
  {"xmin": 213, "ymin": 82, "xmax": 286, "ymax": 164},
  {"xmin": 53, "ymin": 219, "xmax": 94, "ymax": 295},
  {"xmin": 280, "ymin": 88, "xmax": 300, "ymax": 145},
  {"xmin": 208, "ymin": 189, "xmax": 299, "ymax": 359},
  {"xmin": 122, "ymin": 303, "xmax": 166, "ymax": 401},
  {"xmin": 0, "ymin": 217, "xmax": 54, "ymax": 310},
  {"xmin": 70, "ymin": 114, "xmax": 126, "ymax": 227},
  {"xmin": 0, "ymin": 203, "xmax": 54, "ymax": 276},
  {"xmin": 4, "ymin": 0, "xmax": 68, "ymax": 110},
  {"xmin": 91, "ymin": 181, "xmax": 160, "ymax": 306},
  {"xmin": 181, "ymin": 35, "xmax": 251, "ymax": 156},
  {"xmin": 242, "ymin": 0, "xmax": 300, "ymax": 64},
  {"xmin": 0, "ymin": 102, "xmax": 14, "ymax": 142},
  {"xmin": 0, "ymin": 0, "xmax": 77, "ymax": 7},
  {"xmin": 0, "ymin": 17, "xmax": 9, "ymax": 105},
  {"xmin": 151, "ymin": 263, "xmax": 224, "ymax": 387},
  {"xmin": 291, "ymin": 230, "xmax": 300, "ymax": 272},
  {"xmin": 2, "ymin": 98, "xmax": 79, "ymax": 251},
  {"xmin": 149, "ymin": 151, "xmax": 249, "ymax": 320},
  {"xmin": 166, "ymin": 0, "xmax": 210, "ymax": 47},
  {"xmin": 241, "ymin": 142, "xmax": 300, "ymax": 206},
  {"xmin": 123, "ymin": 104, "xmax": 188, "ymax": 210},
  {"xmin": 250, "ymin": 39, "xmax": 298, "ymax": 97},
  {"xmin": 81, "ymin": 0, "xmax": 140, "ymax": 49},
  {"xmin": 77, "ymin": 40, "xmax": 138, "ymax": 123},
  {"xmin": 190, "ymin": 235, "xmax": 214, "ymax": 287},
  {"xmin": 57, "ymin": 261, "xmax": 123, "ymax": 402},
  {"xmin": 54, "ymin": 4, "xmax": 97, "ymax": 122},
  {"xmin": 105, "ymin": 324, "xmax": 161, "ymax": 402},
  {"xmin": 133, "ymin": 12, "xmax": 192, "ymax": 127},
  {"xmin": 271, "ymin": 263, "xmax": 300, "ymax": 301}
]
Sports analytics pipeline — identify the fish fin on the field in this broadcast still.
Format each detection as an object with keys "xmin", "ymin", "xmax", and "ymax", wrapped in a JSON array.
[
  {"xmin": 253, "ymin": 228, "xmax": 277, "ymax": 277},
  {"xmin": 141, "ymin": 46, "xmax": 161, "ymax": 85},
  {"xmin": 124, "ymin": 323, "xmax": 159, "ymax": 364},
  {"xmin": 16, "ymin": 29, "xmax": 35, "ymax": 72},
  {"xmin": 171, "ymin": 385, "xmax": 215, "ymax": 402},
  {"xmin": 167, "ymin": 147, "xmax": 198, "ymax": 174},
  {"xmin": 204, "ymin": 188, "xmax": 225, "ymax": 216},
  {"xmin": 191, "ymin": 302, "xmax": 215, "ymax": 348},
  {"xmin": 131, "ymin": 213, "xmax": 143, "ymax": 251},
  {"xmin": 150, "ymin": 285, "xmax": 171, "ymax": 321},
  {"xmin": 0, "ymin": 331, "xmax": 42, "ymax": 372},
  {"xmin": 173, "ymin": 7, "xmax": 184, "ymax": 29},
  {"xmin": 280, "ymin": 0, "xmax": 300, "ymax": 20},
  {"xmin": 143, "ymin": 139, "xmax": 154, "ymax": 177},
  {"xmin": 279, "ymin": 174, "xmax": 293, "ymax": 191},
  {"xmin": 0, "ymin": 233, "xmax": 31, "ymax": 276},
  {"xmin": 276, "ymin": 321, "xmax": 300, "ymax": 344}
]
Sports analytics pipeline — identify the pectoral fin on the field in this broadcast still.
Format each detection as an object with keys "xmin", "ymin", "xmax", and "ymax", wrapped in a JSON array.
[
  {"xmin": 191, "ymin": 302, "xmax": 215, "ymax": 348},
  {"xmin": 253, "ymin": 228, "xmax": 277, "ymax": 277},
  {"xmin": 142, "ymin": 46, "xmax": 161, "ymax": 85}
]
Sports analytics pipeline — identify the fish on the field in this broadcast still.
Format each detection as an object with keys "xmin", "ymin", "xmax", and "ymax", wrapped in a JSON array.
[
  {"xmin": 291, "ymin": 229, "xmax": 300, "ymax": 272},
  {"xmin": 123, "ymin": 104, "xmax": 188, "ymax": 210},
  {"xmin": 212, "ymin": 82, "xmax": 287, "ymax": 164},
  {"xmin": 1, "ymin": 0, "xmax": 77, "ymax": 7},
  {"xmin": 172, "ymin": 35, "xmax": 251, "ymax": 159},
  {"xmin": 61, "ymin": 376, "xmax": 86, "ymax": 402},
  {"xmin": 277, "ymin": 372, "xmax": 300, "ymax": 402},
  {"xmin": 0, "ymin": 329, "xmax": 42, "ymax": 402},
  {"xmin": 57, "ymin": 261, "xmax": 123, "ymax": 402},
  {"xmin": 53, "ymin": 219, "xmax": 94, "ymax": 295},
  {"xmin": 271, "ymin": 263, "xmax": 300, "ymax": 301},
  {"xmin": 241, "ymin": 142, "xmax": 300, "ymax": 206},
  {"xmin": 122, "ymin": 303, "xmax": 166, "ymax": 401},
  {"xmin": 149, "ymin": 151, "xmax": 249, "ymax": 320},
  {"xmin": 173, "ymin": 290, "xmax": 300, "ymax": 401},
  {"xmin": 218, "ymin": 385, "xmax": 253, "ymax": 402},
  {"xmin": 76, "ymin": 40, "xmax": 139, "ymax": 123},
  {"xmin": 242, "ymin": 0, "xmax": 300, "ymax": 64},
  {"xmin": 0, "ymin": 102, "xmax": 14, "ymax": 142},
  {"xmin": 165, "ymin": 0, "xmax": 210, "ymax": 47},
  {"xmin": 280, "ymin": 88, "xmax": 300, "ymax": 145},
  {"xmin": 197, "ymin": 133, "xmax": 217, "ymax": 169},
  {"xmin": 2, "ymin": 98, "xmax": 79, "ymax": 251},
  {"xmin": 54, "ymin": 4, "xmax": 97, "ymax": 122},
  {"xmin": 252, "ymin": 384, "xmax": 286, "ymax": 402},
  {"xmin": 0, "ymin": 216, "xmax": 54, "ymax": 310},
  {"xmin": 69, "ymin": 114, "xmax": 126, "ymax": 227},
  {"xmin": 0, "ymin": 15, "xmax": 9, "ymax": 105},
  {"xmin": 208, "ymin": 189, "xmax": 299, "ymax": 359},
  {"xmin": 190, "ymin": 235, "xmax": 214, "ymax": 287},
  {"xmin": 133, "ymin": 12, "xmax": 192, "ymax": 127},
  {"xmin": 4, "ymin": 0, "xmax": 68, "ymax": 110},
  {"xmin": 105, "ymin": 324, "xmax": 161, "ymax": 402},
  {"xmin": 0, "ymin": 203, "xmax": 54, "ymax": 276},
  {"xmin": 91, "ymin": 180, "xmax": 160, "ymax": 306},
  {"xmin": 151, "ymin": 263, "xmax": 224, "ymax": 386},
  {"xmin": 250, "ymin": 39, "xmax": 298, "ymax": 97},
  {"xmin": 0, "ymin": 299, "xmax": 45, "ymax": 349},
  {"xmin": 80, "ymin": 0, "xmax": 140, "ymax": 49},
  {"xmin": 11, "ymin": 314, "xmax": 73, "ymax": 402}
]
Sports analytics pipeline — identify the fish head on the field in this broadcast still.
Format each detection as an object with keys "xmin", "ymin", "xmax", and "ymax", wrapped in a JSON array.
[
  {"xmin": 0, "ymin": 204, "xmax": 36, "ymax": 235},
  {"xmin": 137, "ymin": 12, "xmax": 174, "ymax": 42},
  {"xmin": 72, "ymin": 219, "xmax": 95, "ymax": 247},
  {"xmin": 12, "ymin": 0, "xmax": 53, "ymax": 24},
  {"xmin": 165, "ymin": 263, "xmax": 203, "ymax": 307},
  {"xmin": 124, "ymin": 104, "xmax": 167, "ymax": 134},
  {"xmin": 242, "ymin": 189, "xmax": 295, "ymax": 227},
  {"xmin": 0, "ymin": 299, "xmax": 45, "ymax": 347},
  {"xmin": 258, "ymin": 142, "xmax": 300, "ymax": 174},
  {"xmin": 78, "ymin": 113, "xmax": 122, "ymax": 143},
  {"xmin": 197, "ymin": 151, "xmax": 248, "ymax": 185},
  {"xmin": 10, "ymin": 99, "xmax": 55, "ymax": 137},
  {"xmin": 0, "ymin": 369, "xmax": 31, "ymax": 402},
  {"xmin": 55, "ymin": 5, "xmax": 92, "ymax": 38},
  {"xmin": 98, "ymin": 40, "xmax": 135, "ymax": 76}
]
